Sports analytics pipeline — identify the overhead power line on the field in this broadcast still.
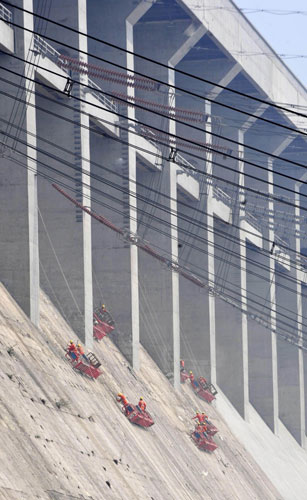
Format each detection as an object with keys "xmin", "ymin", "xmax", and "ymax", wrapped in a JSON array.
[
  {"xmin": 2, "ymin": 61, "xmax": 307, "ymax": 200},
  {"xmin": 2, "ymin": 0, "xmax": 307, "ymax": 123},
  {"xmin": 2, "ymin": 80, "xmax": 307, "ymax": 271},
  {"xmin": 6, "ymin": 145, "xmax": 306, "ymax": 347},
  {"xmin": 6, "ymin": 121, "xmax": 307, "ymax": 311}
]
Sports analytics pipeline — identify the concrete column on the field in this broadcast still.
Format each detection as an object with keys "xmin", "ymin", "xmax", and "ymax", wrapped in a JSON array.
[
  {"xmin": 213, "ymin": 128, "xmax": 248, "ymax": 418},
  {"xmin": 273, "ymin": 151, "xmax": 305, "ymax": 445},
  {"xmin": 0, "ymin": 0, "xmax": 39, "ymax": 324},
  {"xmin": 87, "ymin": 0, "xmax": 154, "ymax": 368},
  {"xmin": 36, "ymin": 0, "xmax": 92, "ymax": 346},
  {"xmin": 133, "ymin": 5, "xmax": 194, "ymax": 383}
]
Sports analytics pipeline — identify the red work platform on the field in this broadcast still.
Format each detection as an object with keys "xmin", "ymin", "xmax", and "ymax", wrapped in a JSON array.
[
  {"xmin": 191, "ymin": 430, "xmax": 217, "ymax": 452},
  {"xmin": 93, "ymin": 313, "xmax": 114, "ymax": 341},
  {"xmin": 191, "ymin": 377, "xmax": 217, "ymax": 403},
  {"xmin": 73, "ymin": 360, "xmax": 102, "ymax": 379},
  {"xmin": 206, "ymin": 420, "xmax": 218, "ymax": 436},
  {"xmin": 66, "ymin": 350, "xmax": 102, "ymax": 380},
  {"xmin": 120, "ymin": 404, "xmax": 154, "ymax": 428}
]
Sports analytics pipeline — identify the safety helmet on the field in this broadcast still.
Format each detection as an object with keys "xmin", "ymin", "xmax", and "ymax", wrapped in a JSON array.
[
  {"xmin": 102, "ymin": 304, "xmax": 105, "ymax": 309},
  {"xmin": 77, "ymin": 343, "xmax": 81, "ymax": 347},
  {"xmin": 118, "ymin": 393, "xmax": 122, "ymax": 397},
  {"xmin": 139, "ymin": 397, "xmax": 143, "ymax": 400},
  {"xmin": 189, "ymin": 370, "xmax": 193, "ymax": 374},
  {"xmin": 69, "ymin": 340, "xmax": 73, "ymax": 344}
]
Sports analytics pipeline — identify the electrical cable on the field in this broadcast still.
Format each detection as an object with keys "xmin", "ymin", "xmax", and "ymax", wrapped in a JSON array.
[
  {"xmin": 8, "ymin": 147, "xmax": 306, "ymax": 349},
  {"xmin": 1, "ymin": 81, "xmax": 307, "ymax": 276},
  {"xmin": 4, "ymin": 106, "xmax": 307, "ymax": 284},
  {"xmin": 4, "ymin": 0, "xmax": 307, "ymax": 121},
  {"xmin": 8, "ymin": 142, "xmax": 307, "ymax": 335},
  {"xmin": 3, "ymin": 52, "xmax": 307, "ymax": 185},
  {"xmin": 1, "ymin": 65, "xmax": 307, "ymax": 212}
]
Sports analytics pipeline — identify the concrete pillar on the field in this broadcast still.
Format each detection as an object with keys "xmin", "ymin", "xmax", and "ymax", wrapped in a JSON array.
[
  {"xmin": 0, "ymin": 0, "xmax": 39, "ymax": 324},
  {"xmin": 213, "ymin": 128, "xmax": 248, "ymax": 418},
  {"xmin": 87, "ymin": 0, "xmax": 153, "ymax": 368},
  {"xmin": 132, "ymin": 4, "xmax": 195, "ymax": 384},
  {"xmin": 36, "ymin": 0, "xmax": 92, "ymax": 346},
  {"xmin": 273, "ymin": 147, "xmax": 305, "ymax": 445}
]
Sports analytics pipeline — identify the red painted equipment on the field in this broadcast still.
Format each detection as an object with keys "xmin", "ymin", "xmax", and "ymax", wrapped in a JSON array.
[
  {"xmin": 93, "ymin": 314, "xmax": 114, "ymax": 340},
  {"xmin": 190, "ymin": 377, "xmax": 218, "ymax": 403},
  {"xmin": 180, "ymin": 370, "xmax": 190, "ymax": 383},
  {"xmin": 117, "ymin": 399, "xmax": 154, "ymax": 428},
  {"xmin": 205, "ymin": 420, "xmax": 218, "ymax": 436},
  {"xmin": 191, "ymin": 430, "xmax": 218, "ymax": 452},
  {"xmin": 65, "ymin": 350, "xmax": 102, "ymax": 380}
]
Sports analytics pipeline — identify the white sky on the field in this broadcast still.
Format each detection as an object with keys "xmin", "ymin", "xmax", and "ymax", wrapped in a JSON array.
[{"xmin": 233, "ymin": 0, "xmax": 307, "ymax": 88}]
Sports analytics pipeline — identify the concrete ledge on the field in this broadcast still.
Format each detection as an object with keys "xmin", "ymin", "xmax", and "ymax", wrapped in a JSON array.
[
  {"xmin": 176, "ymin": 170, "xmax": 199, "ymax": 200},
  {"xmin": 135, "ymin": 134, "xmax": 162, "ymax": 171},
  {"xmin": 34, "ymin": 55, "xmax": 68, "ymax": 92},
  {"xmin": 86, "ymin": 93, "xmax": 119, "ymax": 137},
  {"xmin": 208, "ymin": 195, "xmax": 231, "ymax": 222},
  {"xmin": 241, "ymin": 220, "xmax": 263, "ymax": 249},
  {"xmin": 0, "ymin": 20, "xmax": 14, "ymax": 54},
  {"xmin": 274, "ymin": 246, "xmax": 291, "ymax": 271}
]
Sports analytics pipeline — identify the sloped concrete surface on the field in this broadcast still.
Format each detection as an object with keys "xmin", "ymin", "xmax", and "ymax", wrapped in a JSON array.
[{"xmin": 0, "ymin": 284, "xmax": 281, "ymax": 499}]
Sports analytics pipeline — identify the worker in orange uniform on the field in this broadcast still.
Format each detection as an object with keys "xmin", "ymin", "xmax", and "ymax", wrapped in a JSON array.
[
  {"xmin": 67, "ymin": 340, "xmax": 79, "ymax": 361},
  {"xmin": 77, "ymin": 343, "xmax": 88, "ymax": 362},
  {"xmin": 138, "ymin": 397, "xmax": 146, "ymax": 412},
  {"xmin": 189, "ymin": 370, "xmax": 195, "ymax": 383},
  {"xmin": 196, "ymin": 421, "xmax": 208, "ymax": 436},
  {"xmin": 117, "ymin": 393, "xmax": 134, "ymax": 416},
  {"xmin": 117, "ymin": 393, "xmax": 128, "ymax": 406},
  {"xmin": 192, "ymin": 411, "xmax": 204, "ymax": 424}
]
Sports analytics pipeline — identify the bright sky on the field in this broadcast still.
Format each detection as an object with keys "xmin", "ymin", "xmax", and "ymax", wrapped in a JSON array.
[{"xmin": 233, "ymin": 0, "xmax": 307, "ymax": 89}]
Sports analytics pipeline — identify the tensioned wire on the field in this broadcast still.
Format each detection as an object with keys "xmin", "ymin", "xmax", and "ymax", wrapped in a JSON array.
[
  {"xmin": 0, "ymin": 70, "xmax": 306, "ymax": 218},
  {"xmin": 3, "ymin": 0, "xmax": 307, "ymax": 122},
  {"xmin": 1, "ymin": 86, "xmax": 307, "ymax": 282},
  {"xmin": 1, "ymin": 5, "xmax": 306, "ymax": 348},
  {"xmin": 4, "ymin": 114, "xmax": 307, "ymax": 290},
  {"xmin": 7, "ymin": 147, "xmax": 307, "ymax": 342},
  {"xmin": 3, "ymin": 53, "xmax": 307, "ymax": 176},
  {"xmin": 0, "ymin": 51, "xmax": 306, "ymax": 324}
]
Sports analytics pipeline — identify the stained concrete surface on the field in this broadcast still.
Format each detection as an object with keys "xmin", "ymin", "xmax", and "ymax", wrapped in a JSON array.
[{"xmin": 0, "ymin": 284, "xmax": 281, "ymax": 499}]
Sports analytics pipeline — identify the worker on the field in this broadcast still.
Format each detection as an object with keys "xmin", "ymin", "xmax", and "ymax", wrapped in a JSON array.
[
  {"xmin": 202, "ymin": 412, "xmax": 209, "ymax": 422},
  {"xmin": 192, "ymin": 411, "xmax": 204, "ymax": 424},
  {"xmin": 117, "ymin": 393, "xmax": 128, "ymax": 406},
  {"xmin": 138, "ymin": 397, "xmax": 146, "ymax": 412},
  {"xmin": 67, "ymin": 340, "xmax": 79, "ymax": 361},
  {"xmin": 77, "ymin": 343, "xmax": 88, "ymax": 362},
  {"xmin": 196, "ymin": 421, "xmax": 208, "ymax": 436},
  {"xmin": 180, "ymin": 359, "xmax": 185, "ymax": 372},
  {"xmin": 189, "ymin": 370, "xmax": 195, "ymax": 383}
]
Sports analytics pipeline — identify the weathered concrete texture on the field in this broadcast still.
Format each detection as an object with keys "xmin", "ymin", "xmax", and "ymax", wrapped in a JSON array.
[
  {"xmin": 36, "ymin": 0, "xmax": 92, "ymax": 346},
  {"xmin": 178, "ymin": 194, "xmax": 211, "ymax": 378},
  {"xmin": 214, "ymin": 219, "xmax": 247, "ymax": 417},
  {"xmin": 0, "ymin": 0, "xmax": 39, "ymax": 325},
  {"xmin": 0, "ymin": 283, "xmax": 282, "ymax": 500},
  {"xmin": 246, "ymin": 246, "xmax": 277, "ymax": 432}
]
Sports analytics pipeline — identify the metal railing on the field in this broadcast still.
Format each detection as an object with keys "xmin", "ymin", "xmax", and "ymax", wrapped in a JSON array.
[
  {"xmin": 87, "ymin": 77, "xmax": 118, "ymax": 114},
  {"xmin": 33, "ymin": 34, "xmax": 69, "ymax": 74},
  {"xmin": 135, "ymin": 124, "xmax": 162, "ymax": 152},
  {"xmin": 176, "ymin": 152, "xmax": 198, "ymax": 179},
  {"xmin": 0, "ymin": 3, "xmax": 12, "ymax": 24},
  {"xmin": 212, "ymin": 183, "xmax": 232, "ymax": 207},
  {"xmin": 244, "ymin": 211, "xmax": 262, "ymax": 233}
]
